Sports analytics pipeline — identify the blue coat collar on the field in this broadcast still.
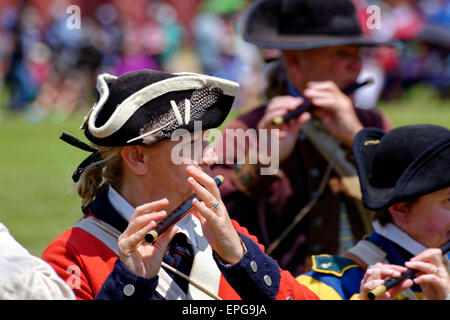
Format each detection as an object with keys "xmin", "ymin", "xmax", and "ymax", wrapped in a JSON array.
[{"xmin": 85, "ymin": 184, "xmax": 129, "ymax": 233}]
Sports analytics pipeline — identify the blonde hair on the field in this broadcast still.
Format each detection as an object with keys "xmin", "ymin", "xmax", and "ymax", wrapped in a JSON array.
[{"xmin": 77, "ymin": 145, "xmax": 123, "ymax": 208}]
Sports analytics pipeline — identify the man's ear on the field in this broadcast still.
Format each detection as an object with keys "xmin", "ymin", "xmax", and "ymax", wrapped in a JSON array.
[
  {"xmin": 120, "ymin": 145, "xmax": 149, "ymax": 176},
  {"xmin": 388, "ymin": 202, "xmax": 410, "ymax": 226}
]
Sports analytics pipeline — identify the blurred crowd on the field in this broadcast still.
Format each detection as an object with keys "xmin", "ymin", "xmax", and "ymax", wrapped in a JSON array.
[
  {"xmin": 0, "ymin": 0, "xmax": 264, "ymax": 122},
  {"xmin": 0, "ymin": 0, "xmax": 449, "ymax": 122},
  {"xmin": 353, "ymin": 0, "xmax": 450, "ymax": 107}
]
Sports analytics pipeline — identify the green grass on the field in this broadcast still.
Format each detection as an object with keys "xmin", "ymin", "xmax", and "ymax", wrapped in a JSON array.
[
  {"xmin": 0, "ymin": 111, "xmax": 88, "ymax": 256},
  {"xmin": 377, "ymin": 85, "xmax": 450, "ymax": 128},
  {"xmin": 0, "ymin": 84, "xmax": 448, "ymax": 257}
]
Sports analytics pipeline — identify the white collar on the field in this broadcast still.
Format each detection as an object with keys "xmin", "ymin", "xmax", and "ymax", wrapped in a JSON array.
[
  {"xmin": 107, "ymin": 186, "xmax": 135, "ymax": 221},
  {"xmin": 372, "ymin": 220, "xmax": 427, "ymax": 256},
  {"xmin": 107, "ymin": 186, "xmax": 198, "ymax": 248}
]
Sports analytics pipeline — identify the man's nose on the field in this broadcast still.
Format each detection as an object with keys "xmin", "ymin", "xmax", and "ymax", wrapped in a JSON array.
[{"xmin": 348, "ymin": 54, "xmax": 362, "ymax": 73}]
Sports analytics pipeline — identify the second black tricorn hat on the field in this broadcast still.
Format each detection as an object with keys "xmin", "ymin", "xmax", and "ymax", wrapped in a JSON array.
[
  {"xmin": 243, "ymin": 0, "xmax": 393, "ymax": 50},
  {"xmin": 353, "ymin": 124, "xmax": 450, "ymax": 210}
]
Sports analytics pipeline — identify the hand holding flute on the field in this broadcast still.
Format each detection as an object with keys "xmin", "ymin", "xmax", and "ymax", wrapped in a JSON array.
[
  {"xmin": 118, "ymin": 198, "xmax": 179, "ymax": 279},
  {"xmin": 272, "ymin": 78, "xmax": 373, "ymax": 126},
  {"xmin": 186, "ymin": 165, "xmax": 246, "ymax": 264},
  {"xmin": 144, "ymin": 174, "xmax": 224, "ymax": 244},
  {"xmin": 361, "ymin": 241, "xmax": 450, "ymax": 300},
  {"xmin": 118, "ymin": 167, "xmax": 245, "ymax": 280},
  {"xmin": 268, "ymin": 79, "xmax": 372, "ymax": 148}
]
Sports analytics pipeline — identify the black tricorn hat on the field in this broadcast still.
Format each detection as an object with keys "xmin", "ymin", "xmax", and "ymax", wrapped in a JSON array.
[
  {"xmin": 243, "ymin": 0, "xmax": 393, "ymax": 50},
  {"xmin": 353, "ymin": 124, "xmax": 450, "ymax": 211},
  {"xmin": 80, "ymin": 69, "xmax": 238, "ymax": 146},
  {"xmin": 61, "ymin": 69, "xmax": 238, "ymax": 182}
]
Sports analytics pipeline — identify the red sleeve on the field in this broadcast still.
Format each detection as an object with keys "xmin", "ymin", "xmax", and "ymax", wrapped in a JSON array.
[
  {"xmin": 42, "ymin": 228, "xmax": 117, "ymax": 300},
  {"xmin": 231, "ymin": 219, "xmax": 319, "ymax": 300}
]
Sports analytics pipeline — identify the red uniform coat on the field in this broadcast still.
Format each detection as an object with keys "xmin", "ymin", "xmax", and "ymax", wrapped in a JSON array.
[{"xmin": 42, "ymin": 186, "xmax": 318, "ymax": 300}]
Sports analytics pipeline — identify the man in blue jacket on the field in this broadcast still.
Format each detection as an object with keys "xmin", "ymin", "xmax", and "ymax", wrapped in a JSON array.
[{"xmin": 297, "ymin": 124, "xmax": 450, "ymax": 300}]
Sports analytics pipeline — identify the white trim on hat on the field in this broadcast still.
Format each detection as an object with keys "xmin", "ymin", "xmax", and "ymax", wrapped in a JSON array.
[
  {"xmin": 170, "ymin": 99, "xmax": 184, "ymax": 126},
  {"xmin": 126, "ymin": 120, "xmax": 174, "ymax": 144},
  {"xmin": 80, "ymin": 73, "xmax": 118, "ymax": 130},
  {"xmin": 84, "ymin": 73, "xmax": 238, "ymax": 139},
  {"xmin": 126, "ymin": 98, "xmax": 192, "ymax": 144},
  {"xmin": 170, "ymin": 98, "xmax": 191, "ymax": 126},
  {"xmin": 184, "ymin": 99, "xmax": 191, "ymax": 125}
]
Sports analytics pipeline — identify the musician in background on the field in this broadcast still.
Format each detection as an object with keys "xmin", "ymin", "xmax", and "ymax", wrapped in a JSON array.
[
  {"xmin": 297, "ymin": 124, "xmax": 450, "ymax": 300},
  {"xmin": 42, "ymin": 69, "xmax": 317, "ymax": 300},
  {"xmin": 211, "ymin": 0, "xmax": 394, "ymax": 276}
]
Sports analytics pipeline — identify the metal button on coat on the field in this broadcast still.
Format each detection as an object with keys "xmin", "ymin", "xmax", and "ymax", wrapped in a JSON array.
[
  {"xmin": 123, "ymin": 284, "xmax": 135, "ymax": 296},
  {"xmin": 309, "ymin": 167, "xmax": 320, "ymax": 178},
  {"xmin": 311, "ymin": 190, "xmax": 320, "ymax": 200},
  {"xmin": 264, "ymin": 275, "xmax": 272, "ymax": 286},
  {"xmin": 298, "ymin": 132, "xmax": 307, "ymax": 141},
  {"xmin": 250, "ymin": 261, "xmax": 258, "ymax": 273}
]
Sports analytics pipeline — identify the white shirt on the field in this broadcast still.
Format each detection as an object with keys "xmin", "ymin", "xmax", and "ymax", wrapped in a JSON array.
[
  {"xmin": 106, "ymin": 186, "xmax": 228, "ymax": 299},
  {"xmin": 372, "ymin": 220, "xmax": 427, "ymax": 256}
]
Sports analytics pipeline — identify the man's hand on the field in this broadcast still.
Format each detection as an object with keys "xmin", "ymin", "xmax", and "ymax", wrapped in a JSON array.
[
  {"xmin": 304, "ymin": 81, "xmax": 363, "ymax": 147},
  {"xmin": 405, "ymin": 248, "xmax": 450, "ymax": 300},
  {"xmin": 257, "ymin": 96, "xmax": 311, "ymax": 163},
  {"xmin": 360, "ymin": 263, "xmax": 410, "ymax": 300},
  {"xmin": 118, "ymin": 199, "xmax": 178, "ymax": 279},
  {"xmin": 186, "ymin": 165, "xmax": 245, "ymax": 264}
]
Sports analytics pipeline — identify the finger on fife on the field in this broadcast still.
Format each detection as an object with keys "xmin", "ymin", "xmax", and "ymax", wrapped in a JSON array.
[{"xmin": 143, "ymin": 174, "xmax": 224, "ymax": 244}]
